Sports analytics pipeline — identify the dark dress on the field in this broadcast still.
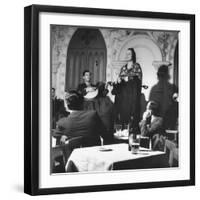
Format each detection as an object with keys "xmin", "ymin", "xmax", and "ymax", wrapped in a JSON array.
[{"xmin": 112, "ymin": 63, "xmax": 142, "ymax": 126}]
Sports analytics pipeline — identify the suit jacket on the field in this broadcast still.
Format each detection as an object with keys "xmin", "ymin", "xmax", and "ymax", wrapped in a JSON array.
[
  {"xmin": 56, "ymin": 110, "xmax": 106, "ymax": 139},
  {"xmin": 149, "ymin": 80, "xmax": 177, "ymax": 117}
]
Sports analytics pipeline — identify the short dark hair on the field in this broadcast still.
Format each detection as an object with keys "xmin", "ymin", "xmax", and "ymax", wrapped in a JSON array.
[
  {"xmin": 65, "ymin": 90, "xmax": 83, "ymax": 110},
  {"xmin": 148, "ymin": 101, "xmax": 159, "ymax": 116},
  {"xmin": 157, "ymin": 65, "xmax": 170, "ymax": 80},
  {"xmin": 82, "ymin": 70, "xmax": 90, "ymax": 76},
  {"xmin": 128, "ymin": 48, "xmax": 136, "ymax": 63},
  {"xmin": 52, "ymin": 87, "xmax": 55, "ymax": 92}
]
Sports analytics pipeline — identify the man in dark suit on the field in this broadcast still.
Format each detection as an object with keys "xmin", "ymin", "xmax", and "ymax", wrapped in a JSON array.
[
  {"xmin": 149, "ymin": 65, "xmax": 178, "ymax": 118},
  {"xmin": 56, "ymin": 90, "xmax": 106, "ymax": 162},
  {"xmin": 77, "ymin": 70, "xmax": 96, "ymax": 97},
  {"xmin": 77, "ymin": 70, "xmax": 97, "ymax": 110}
]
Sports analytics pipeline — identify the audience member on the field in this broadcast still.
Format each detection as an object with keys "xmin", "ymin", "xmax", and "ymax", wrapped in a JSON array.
[
  {"xmin": 139, "ymin": 101, "xmax": 165, "ymax": 151},
  {"xmin": 149, "ymin": 65, "xmax": 178, "ymax": 118},
  {"xmin": 56, "ymin": 90, "xmax": 107, "ymax": 162}
]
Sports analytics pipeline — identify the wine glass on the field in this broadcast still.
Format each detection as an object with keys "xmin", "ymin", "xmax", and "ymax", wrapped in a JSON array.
[
  {"xmin": 129, "ymin": 134, "xmax": 140, "ymax": 154},
  {"xmin": 122, "ymin": 124, "xmax": 129, "ymax": 137},
  {"xmin": 114, "ymin": 124, "xmax": 122, "ymax": 136}
]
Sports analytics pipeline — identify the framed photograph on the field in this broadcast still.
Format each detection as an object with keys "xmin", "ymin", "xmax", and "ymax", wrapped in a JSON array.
[{"xmin": 24, "ymin": 4, "xmax": 195, "ymax": 195}]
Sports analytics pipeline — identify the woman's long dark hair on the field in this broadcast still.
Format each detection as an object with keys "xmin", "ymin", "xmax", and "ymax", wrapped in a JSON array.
[{"xmin": 128, "ymin": 48, "xmax": 136, "ymax": 63}]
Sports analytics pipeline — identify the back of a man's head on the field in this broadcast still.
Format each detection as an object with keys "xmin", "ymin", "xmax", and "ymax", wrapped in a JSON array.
[
  {"xmin": 157, "ymin": 65, "xmax": 170, "ymax": 80},
  {"xmin": 65, "ymin": 90, "xmax": 83, "ymax": 110},
  {"xmin": 147, "ymin": 100, "xmax": 159, "ymax": 116}
]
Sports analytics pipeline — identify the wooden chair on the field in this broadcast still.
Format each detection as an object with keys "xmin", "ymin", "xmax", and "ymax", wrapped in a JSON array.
[
  {"xmin": 164, "ymin": 139, "xmax": 178, "ymax": 167},
  {"xmin": 51, "ymin": 129, "xmax": 101, "ymax": 173},
  {"xmin": 165, "ymin": 130, "xmax": 178, "ymax": 145}
]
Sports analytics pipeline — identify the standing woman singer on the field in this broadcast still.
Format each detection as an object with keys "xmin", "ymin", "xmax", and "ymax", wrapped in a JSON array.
[{"xmin": 112, "ymin": 48, "xmax": 142, "ymax": 131}]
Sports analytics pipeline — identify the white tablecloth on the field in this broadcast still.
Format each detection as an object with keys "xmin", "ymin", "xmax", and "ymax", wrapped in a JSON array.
[{"xmin": 65, "ymin": 143, "xmax": 166, "ymax": 172}]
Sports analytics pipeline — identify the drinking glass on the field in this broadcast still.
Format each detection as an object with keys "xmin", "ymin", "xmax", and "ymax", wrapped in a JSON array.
[
  {"xmin": 129, "ymin": 134, "xmax": 140, "ymax": 154},
  {"xmin": 122, "ymin": 124, "xmax": 129, "ymax": 137},
  {"xmin": 100, "ymin": 136, "xmax": 104, "ymax": 146},
  {"xmin": 140, "ymin": 136, "xmax": 151, "ymax": 149},
  {"xmin": 115, "ymin": 124, "xmax": 122, "ymax": 136}
]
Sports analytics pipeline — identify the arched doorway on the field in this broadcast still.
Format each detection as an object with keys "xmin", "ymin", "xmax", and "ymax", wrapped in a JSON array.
[{"xmin": 65, "ymin": 28, "xmax": 107, "ymax": 91}]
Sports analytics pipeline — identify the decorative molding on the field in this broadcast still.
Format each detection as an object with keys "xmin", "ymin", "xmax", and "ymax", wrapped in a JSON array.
[
  {"xmin": 117, "ymin": 34, "xmax": 163, "ymax": 62},
  {"xmin": 51, "ymin": 26, "xmax": 178, "ymax": 98}
]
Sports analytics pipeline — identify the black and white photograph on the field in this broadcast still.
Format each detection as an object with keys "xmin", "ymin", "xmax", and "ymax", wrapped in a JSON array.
[
  {"xmin": 50, "ymin": 25, "xmax": 179, "ymax": 174},
  {"xmin": 23, "ymin": 4, "xmax": 195, "ymax": 195},
  {"xmin": 0, "ymin": 0, "xmax": 199, "ymax": 199}
]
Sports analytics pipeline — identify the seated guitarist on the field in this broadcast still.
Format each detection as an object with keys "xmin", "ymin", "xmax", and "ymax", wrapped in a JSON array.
[
  {"xmin": 77, "ymin": 71, "xmax": 114, "ymax": 143},
  {"xmin": 77, "ymin": 70, "xmax": 97, "ymax": 110}
]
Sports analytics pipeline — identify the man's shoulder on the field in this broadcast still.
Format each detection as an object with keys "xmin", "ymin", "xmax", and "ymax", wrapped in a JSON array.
[
  {"xmin": 74, "ymin": 110, "xmax": 98, "ymax": 119},
  {"xmin": 56, "ymin": 117, "xmax": 69, "ymax": 126},
  {"xmin": 79, "ymin": 110, "xmax": 97, "ymax": 116}
]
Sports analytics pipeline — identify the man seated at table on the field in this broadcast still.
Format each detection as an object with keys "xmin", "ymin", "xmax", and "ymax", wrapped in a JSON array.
[
  {"xmin": 139, "ymin": 101, "xmax": 165, "ymax": 151},
  {"xmin": 56, "ymin": 90, "xmax": 107, "ymax": 162}
]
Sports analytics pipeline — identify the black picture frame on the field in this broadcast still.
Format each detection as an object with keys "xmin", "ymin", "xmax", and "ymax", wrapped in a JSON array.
[{"xmin": 24, "ymin": 4, "xmax": 195, "ymax": 195}]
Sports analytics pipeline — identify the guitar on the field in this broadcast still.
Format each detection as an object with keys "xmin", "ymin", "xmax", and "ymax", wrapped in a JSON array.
[
  {"xmin": 83, "ymin": 87, "xmax": 99, "ymax": 100},
  {"xmin": 83, "ymin": 82, "xmax": 148, "ymax": 100}
]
